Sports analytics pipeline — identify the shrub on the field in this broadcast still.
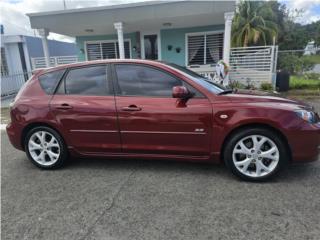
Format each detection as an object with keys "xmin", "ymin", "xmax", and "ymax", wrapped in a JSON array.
[
  {"xmin": 278, "ymin": 53, "xmax": 315, "ymax": 74},
  {"xmin": 229, "ymin": 80, "xmax": 246, "ymax": 89},
  {"xmin": 260, "ymin": 82, "xmax": 273, "ymax": 91}
]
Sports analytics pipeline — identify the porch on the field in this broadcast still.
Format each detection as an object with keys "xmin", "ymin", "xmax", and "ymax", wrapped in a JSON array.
[{"xmin": 28, "ymin": 1, "xmax": 235, "ymax": 67}]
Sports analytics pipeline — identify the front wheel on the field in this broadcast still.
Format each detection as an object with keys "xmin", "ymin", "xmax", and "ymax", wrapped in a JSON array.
[
  {"xmin": 224, "ymin": 128, "xmax": 289, "ymax": 181},
  {"xmin": 25, "ymin": 126, "xmax": 68, "ymax": 169}
]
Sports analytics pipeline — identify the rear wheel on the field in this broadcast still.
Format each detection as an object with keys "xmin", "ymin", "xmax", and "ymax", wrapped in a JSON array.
[
  {"xmin": 25, "ymin": 126, "xmax": 67, "ymax": 169},
  {"xmin": 224, "ymin": 128, "xmax": 289, "ymax": 181}
]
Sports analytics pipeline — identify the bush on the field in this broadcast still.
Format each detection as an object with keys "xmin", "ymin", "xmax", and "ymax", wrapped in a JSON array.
[
  {"xmin": 303, "ymin": 72, "xmax": 320, "ymax": 80},
  {"xmin": 278, "ymin": 53, "xmax": 314, "ymax": 74},
  {"xmin": 260, "ymin": 82, "xmax": 273, "ymax": 91},
  {"xmin": 229, "ymin": 80, "xmax": 246, "ymax": 89}
]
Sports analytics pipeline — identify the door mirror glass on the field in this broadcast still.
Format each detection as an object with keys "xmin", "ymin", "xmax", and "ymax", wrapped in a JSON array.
[{"xmin": 172, "ymin": 86, "xmax": 192, "ymax": 99}]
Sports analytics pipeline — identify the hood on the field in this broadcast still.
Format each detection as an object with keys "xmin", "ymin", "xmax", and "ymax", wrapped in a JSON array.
[{"xmin": 225, "ymin": 89, "xmax": 313, "ymax": 110}]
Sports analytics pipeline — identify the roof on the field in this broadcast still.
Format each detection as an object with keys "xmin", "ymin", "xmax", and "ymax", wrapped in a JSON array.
[{"xmin": 28, "ymin": 1, "xmax": 235, "ymax": 37}]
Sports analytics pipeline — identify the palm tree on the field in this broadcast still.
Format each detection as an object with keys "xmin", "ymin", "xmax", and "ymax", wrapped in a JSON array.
[{"xmin": 232, "ymin": 1, "xmax": 278, "ymax": 47}]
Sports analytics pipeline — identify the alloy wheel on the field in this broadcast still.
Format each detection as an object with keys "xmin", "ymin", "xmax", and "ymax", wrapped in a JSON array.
[
  {"xmin": 232, "ymin": 135, "xmax": 280, "ymax": 178},
  {"xmin": 28, "ymin": 130, "xmax": 61, "ymax": 166}
]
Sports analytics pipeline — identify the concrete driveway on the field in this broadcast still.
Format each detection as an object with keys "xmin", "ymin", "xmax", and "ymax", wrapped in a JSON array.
[{"xmin": 1, "ymin": 130, "xmax": 320, "ymax": 240}]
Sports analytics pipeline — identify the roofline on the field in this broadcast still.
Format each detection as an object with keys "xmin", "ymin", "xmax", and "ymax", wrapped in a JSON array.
[
  {"xmin": 27, "ymin": 0, "xmax": 184, "ymax": 17},
  {"xmin": 41, "ymin": 59, "xmax": 171, "ymax": 72}
]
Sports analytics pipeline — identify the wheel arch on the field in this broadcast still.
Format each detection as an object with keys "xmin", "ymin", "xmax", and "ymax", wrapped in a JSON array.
[
  {"xmin": 21, "ymin": 122, "xmax": 66, "ymax": 150},
  {"xmin": 220, "ymin": 123, "xmax": 292, "ymax": 163}
]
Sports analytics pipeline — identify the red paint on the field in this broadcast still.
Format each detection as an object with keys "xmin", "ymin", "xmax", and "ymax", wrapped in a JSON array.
[{"xmin": 6, "ymin": 59, "xmax": 320, "ymax": 163}]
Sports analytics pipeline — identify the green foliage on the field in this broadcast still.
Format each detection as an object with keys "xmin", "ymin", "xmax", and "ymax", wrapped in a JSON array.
[
  {"xmin": 277, "ymin": 53, "xmax": 314, "ymax": 74},
  {"xmin": 302, "ymin": 55, "xmax": 320, "ymax": 64},
  {"xmin": 260, "ymin": 82, "xmax": 273, "ymax": 91},
  {"xmin": 232, "ymin": 1, "xmax": 278, "ymax": 47},
  {"xmin": 229, "ymin": 80, "xmax": 246, "ymax": 89},
  {"xmin": 231, "ymin": 0, "xmax": 320, "ymax": 50},
  {"xmin": 290, "ymin": 75, "xmax": 320, "ymax": 90}
]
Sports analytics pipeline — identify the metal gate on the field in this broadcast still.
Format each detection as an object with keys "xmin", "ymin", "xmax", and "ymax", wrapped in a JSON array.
[{"xmin": 229, "ymin": 45, "xmax": 278, "ymax": 87}]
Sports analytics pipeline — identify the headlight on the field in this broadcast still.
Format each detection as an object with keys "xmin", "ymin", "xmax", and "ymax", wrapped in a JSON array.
[{"xmin": 294, "ymin": 109, "xmax": 318, "ymax": 124}]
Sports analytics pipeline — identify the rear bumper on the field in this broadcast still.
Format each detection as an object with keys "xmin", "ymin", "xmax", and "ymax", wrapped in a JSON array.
[
  {"xmin": 287, "ymin": 122, "xmax": 320, "ymax": 162},
  {"xmin": 6, "ymin": 122, "xmax": 24, "ymax": 151}
]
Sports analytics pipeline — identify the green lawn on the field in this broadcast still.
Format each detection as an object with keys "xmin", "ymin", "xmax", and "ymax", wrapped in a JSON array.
[
  {"xmin": 302, "ymin": 54, "xmax": 320, "ymax": 64},
  {"xmin": 290, "ymin": 75, "xmax": 320, "ymax": 90}
]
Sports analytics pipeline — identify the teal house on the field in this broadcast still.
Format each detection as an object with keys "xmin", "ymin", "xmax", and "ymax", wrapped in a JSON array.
[{"xmin": 28, "ymin": 1, "xmax": 235, "ymax": 75}]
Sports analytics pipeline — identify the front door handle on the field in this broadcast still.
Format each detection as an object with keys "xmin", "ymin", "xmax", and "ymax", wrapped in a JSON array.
[
  {"xmin": 121, "ymin": 105, "xmax": 142, "ymax": 111},
  {"xmin": 56, "ymin": 103, "xmax": 73, "ymax": 110}
]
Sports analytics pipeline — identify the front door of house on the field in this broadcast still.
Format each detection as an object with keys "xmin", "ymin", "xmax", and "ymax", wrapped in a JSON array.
[{"xmin": 143, "ymin": 34, "xmax": 159, "ymax": 60}]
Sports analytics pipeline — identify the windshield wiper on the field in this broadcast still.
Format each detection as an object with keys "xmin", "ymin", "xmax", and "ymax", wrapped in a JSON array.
[{"xmin": 218, "ymin": 89, "xmax": 234, "ymax": 95}]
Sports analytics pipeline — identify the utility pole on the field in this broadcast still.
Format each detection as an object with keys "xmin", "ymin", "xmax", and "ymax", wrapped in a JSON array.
[{"xmin": 63, "ymin": 0, "xmax": 66, "ymax": 10}]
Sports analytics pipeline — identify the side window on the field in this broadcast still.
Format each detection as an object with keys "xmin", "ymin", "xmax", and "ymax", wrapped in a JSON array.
[
  {"xmin": 38, "ymin": 70, "xmax": 65, "ymax": 94},
  {"xmin": 115, "ymin": 64, "xmax": 182, "ymax": 97},
  {"xmin": 64, "ymin": 65, "xmax": 108, "ymax": 96},
  {"xmin": 183, "ymin": 82, "xmax": 205, "ymax": 98}
]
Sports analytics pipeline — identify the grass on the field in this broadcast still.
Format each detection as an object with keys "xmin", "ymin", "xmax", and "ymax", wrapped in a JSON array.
[
  {"xmin": 290, "ymin": 75, "xmax": 320, "ymax": 90},
  {"xmin": 302, "ymin": 54, "xmax": 320, "ymax": 64},
  {"xmin": 1, "ymin": 107, "xmax": 11, "ymax": 125}
]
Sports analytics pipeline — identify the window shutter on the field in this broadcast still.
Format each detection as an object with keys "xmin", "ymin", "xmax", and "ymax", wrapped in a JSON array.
[
  {"xmin": 102, "ymin": 42, "xmax": 117, "ymax": 59},
  {"xmin": 187, "ymin": 35, "xmax": 205, "ymax": 65},
  {"xmin": 86, "ymin": 43, "xmax": 102, "ymax": 60},
  {"xmin": 87, "ymin": 41, "xmax": 131, "ymax": 60},
  {"xmin": 187, "ymin": 32, "xmax": 224, "ymax": 66},
  {"xmin": 206, "ymin": 33, "xmax": 223, "ymax": 64}
]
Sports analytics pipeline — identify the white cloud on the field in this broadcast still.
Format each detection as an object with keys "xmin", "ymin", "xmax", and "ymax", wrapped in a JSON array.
[
  {"xmin": 0, "ymin": 0, "xmax": 155, "ymax": 42},
  {"xmin": 283, "ymin": 0, "xmax": 320, "ymax": 24}
]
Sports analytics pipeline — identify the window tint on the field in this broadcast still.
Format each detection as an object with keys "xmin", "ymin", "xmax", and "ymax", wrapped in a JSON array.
[
  {"xmin": 65, "ymin": 66, "xmax": 108, "ymax": 96},
  {"xmin": 38, "ymin": 70, "xmax": 64, "ymax": 94},
  {"xmin": 115, "ymin": 64, "xmax": 182, "ymax": 97}
]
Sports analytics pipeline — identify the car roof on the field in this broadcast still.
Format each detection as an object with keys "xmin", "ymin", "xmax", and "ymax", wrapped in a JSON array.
[{"xmin": 41, "ymin": 59, "xmax": 169, "ymax": 73}]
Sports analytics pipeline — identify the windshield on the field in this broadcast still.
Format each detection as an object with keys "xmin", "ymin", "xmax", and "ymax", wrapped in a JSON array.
[{"xmin": 163, "ymin": 62, "xmax": 227, "ymax": 94}]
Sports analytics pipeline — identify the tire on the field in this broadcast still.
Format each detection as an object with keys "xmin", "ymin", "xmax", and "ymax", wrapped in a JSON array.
[
  {"xmin": 24, "ymin": 126, "xmax": 68, "ymax": 169},
  {"xmin": 223, "ymin": 127, "xmax": 289, "ymax": 181}
]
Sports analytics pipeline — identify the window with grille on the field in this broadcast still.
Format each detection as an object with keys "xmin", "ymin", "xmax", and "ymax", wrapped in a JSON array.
[
  {"xmin": 86, "ymin": 41, "xmax": 131, "ymax": 60},
  {"xmin": 1, "ymin": 47, "xmax": 9, "ymax": 76},
  {"xmin": 187, "ymin": 32, "xmax": 223, "ymax": 66}
]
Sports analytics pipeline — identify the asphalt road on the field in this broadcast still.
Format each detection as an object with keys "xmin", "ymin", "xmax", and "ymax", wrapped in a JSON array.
[{"xmin": 1, "ymin": 131, "xmax": 320, "ymax": 240}]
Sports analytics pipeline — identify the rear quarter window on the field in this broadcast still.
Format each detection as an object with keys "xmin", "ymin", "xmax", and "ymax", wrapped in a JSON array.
[{"xmin": 38, "ymin": 70, "xmax": 65, "ymax": 94}]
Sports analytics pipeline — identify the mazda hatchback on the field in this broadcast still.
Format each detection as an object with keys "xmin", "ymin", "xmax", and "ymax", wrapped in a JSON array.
[{"xmin": 6, "ymin": 59, "xmax": 320, "ymax": 181}]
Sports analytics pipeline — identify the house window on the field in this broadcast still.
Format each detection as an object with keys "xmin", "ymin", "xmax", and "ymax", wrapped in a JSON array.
[
  {"xmin": 86, "ymin": 40, "xmax": 131, "ymax": 60},
  {"xmin": 187, "ymin": 32, "xmax": 223, "ymax": 66},
  {"xmin": 1, "ymin": 47, "xmax": 9, "ymax": 76}
]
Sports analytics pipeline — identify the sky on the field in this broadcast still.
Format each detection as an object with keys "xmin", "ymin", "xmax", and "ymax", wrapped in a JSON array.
[{"xmin": 1, "ymin": 0, "xmax": 320, "ymax": 43}]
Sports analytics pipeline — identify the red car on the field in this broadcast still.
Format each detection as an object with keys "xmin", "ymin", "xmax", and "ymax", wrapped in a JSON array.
[{"xmin": 6, "ymin": 59, "xmax": 320, "ymax": 181}]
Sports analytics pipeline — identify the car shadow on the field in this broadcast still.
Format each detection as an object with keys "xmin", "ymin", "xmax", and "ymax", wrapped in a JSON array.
[{"xmin": 64, "ymin": 156, "xmax": 319, "ymax": 183}]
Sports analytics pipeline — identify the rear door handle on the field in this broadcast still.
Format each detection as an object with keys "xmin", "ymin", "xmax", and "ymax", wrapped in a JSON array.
[
  {"xmin": 56, "ymin": 103, "xmax": 73, "ymax": 110},
  {"xmin": 121, "ymin": 105, "xmax": 142, "ymax": 111}
]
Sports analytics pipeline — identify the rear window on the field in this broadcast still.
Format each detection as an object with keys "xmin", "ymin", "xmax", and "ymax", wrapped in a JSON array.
[{"xmin": 38, "ymin": 70, "xmax": 65, "ymax": 94}]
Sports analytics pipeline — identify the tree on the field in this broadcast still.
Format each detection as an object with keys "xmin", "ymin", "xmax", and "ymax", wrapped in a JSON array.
[{"xmin": 232, "ymin": 1, "xmax": 278, "ymax": 47}]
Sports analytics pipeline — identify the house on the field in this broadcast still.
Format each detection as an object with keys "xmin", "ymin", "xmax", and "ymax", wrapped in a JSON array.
[
  {"xmin": 1, "ymin": 33, "xmax": 77, "ymax": 75},
  {"xmin": 27, "ymin": 1, "xmax": 235, "ymax": 74},
  {"xmin": 1, "ymin": 28, "xmax": 77, "ymax": 97},
  {"xmin": 304, "ymin": 41, "xmax": 318, "ymax": 55}
]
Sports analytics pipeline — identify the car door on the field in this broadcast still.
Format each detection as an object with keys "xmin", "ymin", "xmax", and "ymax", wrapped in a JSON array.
[
  {"xmin": 113, "ymin": 63, "xmax": 213, "ymax": 156},
  {"xmin": 50, "ymin": 64, "xmax": 121, "ymax": 154}
]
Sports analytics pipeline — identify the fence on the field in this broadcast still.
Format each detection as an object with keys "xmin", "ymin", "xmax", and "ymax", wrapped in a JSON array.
[
  {"xmin": 31, "ymin": 55, "xmax": 78, "ymax": 69},
  {"xmin": 229, "ymin": 45, "xmax": 278, "ymax": 87},
  {"xmin": 1, "ymin": 71, "xmax": 31, "ymax": 98}
]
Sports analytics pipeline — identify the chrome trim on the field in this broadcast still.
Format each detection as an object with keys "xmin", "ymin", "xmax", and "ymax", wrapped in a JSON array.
[
  {"xmin": 121, "ymin": 130, "xmax": 206, "ymax": 135},
  {"xmin": 70, "ymin": 130, "xmax": 118, "ymax": 133}
]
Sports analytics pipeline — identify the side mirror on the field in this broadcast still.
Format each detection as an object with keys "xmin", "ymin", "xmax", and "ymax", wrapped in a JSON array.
[{"xmin": 172, "ymin": 86, "xmax": 192, "ymax": 99}]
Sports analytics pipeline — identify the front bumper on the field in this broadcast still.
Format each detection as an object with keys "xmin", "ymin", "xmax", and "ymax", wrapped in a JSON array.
[{"xmin": 287, "ymin": 122, "xmax": 320, "ymax": 162}]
